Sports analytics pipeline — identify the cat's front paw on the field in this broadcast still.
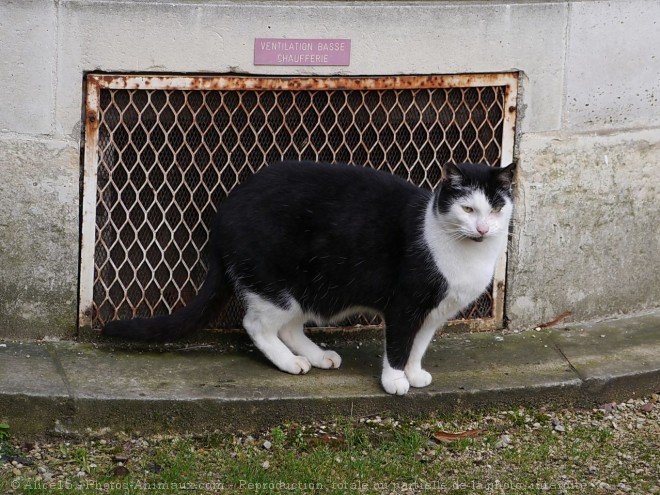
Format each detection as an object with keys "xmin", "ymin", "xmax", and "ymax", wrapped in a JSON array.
[
  {"xmin": 381, "ymin": 367, "xmax": 410, "ymax": 395},
  {"xmin": 281, "ymin": 356, "xmax": 312, "ymax": 375},
  {"xmin": 312, "ymin": 350, "xmax": 342, "ymax": 369},
  {"xmin": 406, "ymin": 368, "xmax": 433, "ymax": 388}
]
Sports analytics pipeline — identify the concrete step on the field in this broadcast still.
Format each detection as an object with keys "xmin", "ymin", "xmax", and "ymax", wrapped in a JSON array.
[{"xmin": 1, "ymin": 311, "xmax": 658, "ymax": 436}]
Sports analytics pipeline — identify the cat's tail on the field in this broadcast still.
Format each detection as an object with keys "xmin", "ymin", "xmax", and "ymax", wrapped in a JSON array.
[{"xmin": 102, "ymin": 257, "xmax": 231, "ymax": 341}]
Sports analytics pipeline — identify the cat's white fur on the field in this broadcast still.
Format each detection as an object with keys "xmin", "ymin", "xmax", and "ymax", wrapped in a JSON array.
[
  {"xmin": 242, "ymin": 292, "xmax": 342, "ymax": 374},
  {"xmin": 242, "ymin": 187, "xmax": 512, "ymax": 395},
  {"xmin": 381, "ymin": 188, "xmax": 512, "ymax": 394}
]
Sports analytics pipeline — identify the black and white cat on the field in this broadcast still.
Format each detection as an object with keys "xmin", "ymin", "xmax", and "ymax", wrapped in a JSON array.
[{"xmin": 104, "ymin": 161, "xmax": 515, "ymax": 395}]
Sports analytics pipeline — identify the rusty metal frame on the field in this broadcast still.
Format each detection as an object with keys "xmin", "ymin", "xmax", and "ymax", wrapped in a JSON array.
[{"xmin": 80, "ymin": 73, "xmax": 518, "ymax": 331}]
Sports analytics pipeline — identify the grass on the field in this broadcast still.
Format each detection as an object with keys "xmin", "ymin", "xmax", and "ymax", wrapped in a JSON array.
[
  {"xmin": 1, "ymin": 398, "xmax": 658, "ymax": 494},
  {"xmin": 0, "ymin": 423, "xmax": 10, "ymax": 441}
]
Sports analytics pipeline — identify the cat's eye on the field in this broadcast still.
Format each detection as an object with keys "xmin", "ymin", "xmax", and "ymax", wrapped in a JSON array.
[
  {"xmin": 491, "ymin": 206, "xmax": 502, "ymax": 213},
  {"xmin": 462, "ymin": 206, "xmax": 474, "ymax": 213}
]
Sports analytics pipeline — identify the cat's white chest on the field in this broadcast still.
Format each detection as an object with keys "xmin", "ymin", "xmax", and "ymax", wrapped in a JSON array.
[
  {"xmin": 423, "ymin": 200, "xmax": 504, "ymax": 315},
  {"xmin": 440, "ymin": 252, "xmax": 495, "ymax": 317}
]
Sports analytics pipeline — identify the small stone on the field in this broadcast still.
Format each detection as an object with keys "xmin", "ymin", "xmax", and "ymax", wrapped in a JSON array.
[
  {"xmin": 76, "ymin": 470, "xmax": 86, "ymax": 478},
  {"xmin": 550, "ymin": 417, "xmax": 566, "ymax": 432},
  {"xmin": 261, "ymin": 461, "xmax": 270, "ymax": 469},
  {"xmin": 12, "ymin": 468, "xmax": 21, "ymax": 476},
  {"xmin": 494, "ymin": 336, "xmax": 504, "ymax": 342},
  {"xmin": 113, "ymin": 466, "xmax": 130, "ymax": 477},
  {"xmin": 263, "ymin": 440, "xmax": 272, "ymax": 450},
  {"xmin": 495, "ymin": 435, "xmax": 511, "ymax": 449},
  {"xmin": 99, "ymin": 439, "xmax": 107, "ymax": 445},
  {"xmin": 588, "ymin": 466, "xmax": 598, "ymax": 474}
]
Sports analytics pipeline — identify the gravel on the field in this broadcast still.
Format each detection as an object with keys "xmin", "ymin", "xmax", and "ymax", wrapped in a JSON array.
[{"xmin": 1, "ymin": 394, "xmax": 658, "ymax": 494}]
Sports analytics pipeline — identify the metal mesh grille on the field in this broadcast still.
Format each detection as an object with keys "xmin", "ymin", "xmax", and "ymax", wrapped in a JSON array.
[{"xmin": 92, "ymin": 80, "xmax": 506, "ymax": 330}]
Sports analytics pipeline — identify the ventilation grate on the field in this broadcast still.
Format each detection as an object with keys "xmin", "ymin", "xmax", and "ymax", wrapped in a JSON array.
[{"xmin": 81, "ymin": 75, "xmax": 517, "ymax": 332}]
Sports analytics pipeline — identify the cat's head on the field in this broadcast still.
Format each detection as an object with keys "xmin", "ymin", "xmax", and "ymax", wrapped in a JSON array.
[{"xmin": 434, "ymin": 162, "xmax": 516, "ymax": 243}]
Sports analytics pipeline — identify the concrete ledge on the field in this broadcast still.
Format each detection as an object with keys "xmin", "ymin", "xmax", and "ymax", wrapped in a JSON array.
[{"xmin": 1, "ymin": 311, "xmax": 658, "ymax": 437}]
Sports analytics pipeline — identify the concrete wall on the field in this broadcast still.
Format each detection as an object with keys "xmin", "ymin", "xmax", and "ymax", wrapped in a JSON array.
[{"xmin": 0, "ymin": 0, "xmax": 658, "ymax": 338}]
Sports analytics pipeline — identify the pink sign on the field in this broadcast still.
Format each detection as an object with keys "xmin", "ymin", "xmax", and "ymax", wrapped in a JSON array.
[{"xmin": 254, "ymin": 38, "xmax": 351, "ymax": 66}]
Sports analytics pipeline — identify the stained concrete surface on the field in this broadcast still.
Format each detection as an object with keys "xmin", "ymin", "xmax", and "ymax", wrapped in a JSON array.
[
  {"xmin": 0, "ymin": 311, "xmax": 658, "ymax": 437},
  {"xmin": 3, "ymin": 0, "xmax": 660, "ymax": 340}
]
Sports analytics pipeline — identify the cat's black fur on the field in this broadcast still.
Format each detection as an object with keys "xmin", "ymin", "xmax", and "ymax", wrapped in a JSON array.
[{"xmin": 104, "ymin": 161, "xmax": 515, "ymax": 380}]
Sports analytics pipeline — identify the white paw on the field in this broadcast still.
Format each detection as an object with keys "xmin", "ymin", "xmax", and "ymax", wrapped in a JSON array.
[
  {"xmin": 312, "ymin": 350, "xmax": 342, "ymax": 369},
  {"xmin": 406, "ymin": 368, "xmax": 433, "ymax": 388},
  {"xmin": 281, "ymin": 356, "xmax": 312, "ymax": 375},
  {"xmin": 381, "ymin": 367, "xmax": 410, "ymax": 395}
]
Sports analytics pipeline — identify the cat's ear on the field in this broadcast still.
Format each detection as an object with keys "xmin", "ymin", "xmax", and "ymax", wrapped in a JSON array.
[
  {"xmin": 441, "ymin": 163, "xmax": 463, "ymax": 187},
  {"xmin": 495, "ymin": 162, "xmax": 517, "ymax": 189}
]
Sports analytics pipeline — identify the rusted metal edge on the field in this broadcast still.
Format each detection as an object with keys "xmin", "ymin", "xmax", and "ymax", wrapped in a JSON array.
[
  {"xmin": 500, "ymin": 76, "xmax": 519, "ymax": 167},
  {"xmin": 235, "ymin": 315, "xmax": 500, "ymax": 335},
  {"xmin": 78, "ymin": 76, "xmax": 102, "ymax": 328},
  {"xmin": 86, "ymin": 72, "xmax": 519, "ymax": 92},
  {"xmin": 490, "ymin": 74, "xmax": 519, "ymax": 328},
  {"xmin": 80, "ymin": 72, "xmax": 519, "ymax": 332},
  {"xmin": 447, "ymin": 316, "xmax": 501, "ymax": 333}
]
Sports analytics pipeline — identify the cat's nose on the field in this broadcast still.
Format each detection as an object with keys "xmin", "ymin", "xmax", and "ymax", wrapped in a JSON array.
[{"xmin": 476, "ymin": 224, "xmax": 489, "ymax": 236}]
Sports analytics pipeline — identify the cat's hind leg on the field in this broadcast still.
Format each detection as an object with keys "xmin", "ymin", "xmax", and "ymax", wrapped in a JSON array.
[
  {"xmin": 242, "ymin": 292, "xmax": 311, "ymax": 375},
  {"xmin": 279, "ymin": 316, "xmax": 342, "ymax": 369}
]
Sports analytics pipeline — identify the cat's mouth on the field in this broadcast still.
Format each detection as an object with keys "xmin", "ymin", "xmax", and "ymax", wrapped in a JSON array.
[{"xmin": 470, "ymin": 236, "xmax": 484, "ymax": 243}]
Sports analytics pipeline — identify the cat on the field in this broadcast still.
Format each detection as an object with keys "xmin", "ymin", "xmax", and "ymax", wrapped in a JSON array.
[{"xmin": 103, "ymin": 160, "xmax": 516, "ymax": 395}]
